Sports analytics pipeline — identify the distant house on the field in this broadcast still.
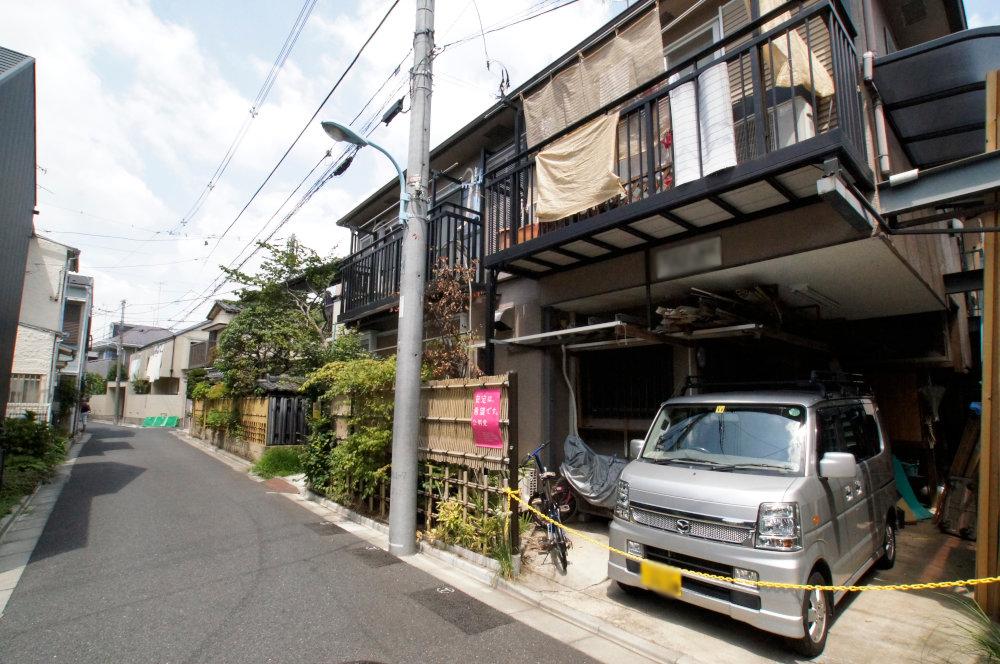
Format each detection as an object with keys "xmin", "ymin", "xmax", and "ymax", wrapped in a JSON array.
[
  {"xmin": 0, "ymin": 47, "xmax": 37, "ymax": 420},
  {"xmin": 89, "ymin": 300, "xmax": 239, "ymax": 425},
  {"xmin": 87, "ymin": 324, "xmax": 173, "ymax": 382},
  {"xmin": 8, "ymin": 234, "xmax": 94, "ymax": 432}
]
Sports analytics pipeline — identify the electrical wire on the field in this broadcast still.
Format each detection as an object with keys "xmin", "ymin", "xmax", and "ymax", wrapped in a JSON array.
[{"xmin": 201, "ymin": 0, "xmax": 402, "ymax": 261}]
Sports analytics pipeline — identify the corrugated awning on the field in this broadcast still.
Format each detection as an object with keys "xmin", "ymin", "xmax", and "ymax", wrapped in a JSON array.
[{"xmin": 874, "ymin": 27, "xmax": 1000, "ymax": 169}]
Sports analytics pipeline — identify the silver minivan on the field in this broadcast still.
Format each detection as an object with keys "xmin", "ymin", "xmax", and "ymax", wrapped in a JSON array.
[{"xmin": 608, "ymin": 386, "xmax": 898, "ymax": 656}]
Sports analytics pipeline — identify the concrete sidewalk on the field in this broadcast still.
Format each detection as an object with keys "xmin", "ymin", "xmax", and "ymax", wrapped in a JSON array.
[{"xmin": 173, "ymin": 428, "xmax": 980, "ymax": 663}]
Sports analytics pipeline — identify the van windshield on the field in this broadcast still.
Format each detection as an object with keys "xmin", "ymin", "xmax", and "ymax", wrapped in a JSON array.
[{"xmin": 640, "ymin": 404, "xmax": 807, "ymax": 474}]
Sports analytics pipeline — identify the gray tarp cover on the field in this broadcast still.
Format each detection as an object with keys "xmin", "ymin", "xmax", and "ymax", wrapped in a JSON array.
[{"xmin": 559, "ymin": 434, "xmax": 626, "ymax": 509}]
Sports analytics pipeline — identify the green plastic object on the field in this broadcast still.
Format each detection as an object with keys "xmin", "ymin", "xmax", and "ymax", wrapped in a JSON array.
[
  {"xmin": 151, "ymin": 415, "xmax": 167, "ymax": 427},
  {"xmin": 164, "ymin": 416, "xmax": 179, "ymax": 428},
  {"xmin": 141, "ymin": 416, "xmax": 156, "ymax": 427},
  {"xmin": 892, "ymin": 455, "xmax": 932, "ymax": 520}
]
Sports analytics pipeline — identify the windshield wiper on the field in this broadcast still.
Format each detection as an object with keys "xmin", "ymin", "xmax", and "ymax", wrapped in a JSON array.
[
  {"xmin": 731, "ymin": 462, "xmax": 792, "ymax": 472},
  {"xmin": 650, "ymin": 457, "xmax": 734, "ymax": 471}
]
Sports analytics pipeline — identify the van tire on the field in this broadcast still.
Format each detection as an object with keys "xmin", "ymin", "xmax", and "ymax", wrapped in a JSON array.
[
  {"xmin": 875, "ymin": 518, "xmax": 897, "ymax": 570},
  {"xmin": 787, "ymin": 570, "xmax": 831, "ymax": 658}
]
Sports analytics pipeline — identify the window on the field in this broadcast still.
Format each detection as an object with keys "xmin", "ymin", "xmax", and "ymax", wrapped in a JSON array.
[
  {"xmin": 818, "ymin": 403, "xmax": 880, "ymax": 461},
  {"xmin": 664, "ymin": 18, "xmax": 722, "ymax": 77},
  {"xmin": 9, "ymin": 374, "xmax": 42, "ymax": 403}
]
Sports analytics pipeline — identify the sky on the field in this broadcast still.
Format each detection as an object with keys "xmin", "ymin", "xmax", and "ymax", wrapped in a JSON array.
[
  {"xmin": 2, "ymin": 0, "xmax": 997, "ymax": 343},
  {"xmin": 2, "ymin": 0, "xmax": 630, "ymax": 342}
]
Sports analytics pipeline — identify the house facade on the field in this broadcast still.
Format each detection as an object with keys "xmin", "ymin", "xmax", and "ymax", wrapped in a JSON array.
[
  {"xmin": 89, "ymin": 300, "xmax": 238, "ymax": 425},
  {"xmin": 333, "ymin": 0, "xmax": 984, "ymax": 474},
  {"xmin": 0, "ymin": 47, "xmax": 37, "ymax": 420},
  {"xmin": 8, "ymin": 234, "xmax": 94, "ymax": 432}
]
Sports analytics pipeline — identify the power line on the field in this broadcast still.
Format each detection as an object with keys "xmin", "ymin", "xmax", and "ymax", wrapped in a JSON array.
[
  {"xmin": 41, "ymin": 229, "xmax": 216, "ymax": 242},
  {"xmin": 202, "ymin": 0, "xmax": 402, "ymax": 261},
  {"xmin": 115, "ymin": 0, "xmax": 323, "ymax": 265},
  {"xmin": 177, "ymin": 0, "xmax": 321, "ymax": 231}
]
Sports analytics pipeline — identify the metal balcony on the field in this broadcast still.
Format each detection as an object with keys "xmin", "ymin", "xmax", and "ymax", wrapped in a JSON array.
[
  {"xmin": 339, "ymin": 202, "xmax": 482, "ymax": 321},
  {"xmin": 482, "ymin": 0, "xmax": 870, "ymax": 277}
]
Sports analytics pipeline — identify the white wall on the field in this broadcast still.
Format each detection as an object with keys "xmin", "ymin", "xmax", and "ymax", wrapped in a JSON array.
[
  {"xmin": 123, "ymin": 393, "xmax": 184, "ymax": 424},
  {"xmin": 18, "ymin": 236, "xmax": 68, "ymax": 332}
]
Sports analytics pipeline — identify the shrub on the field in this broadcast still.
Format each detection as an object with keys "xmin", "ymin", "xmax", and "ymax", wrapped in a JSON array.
[
  {"xmin": 0, "ymin": 416, "xmax": 68, "ymax": 516},
  {"xmin": 252, "ymin": 446, "xmax": 304, "ymax": 478},
  {"xmin": 302, "ymin": 415, "xmax": 336, "ymax": 492},
  {"xmin": 429, "ymin": 497, "xmax": 514, "ymax": 578},
  {"xmin": 186, "ymin": 369, "xmax": 208, "ymax": 399},
  {"xmin": 205, "ymin": 382, "xmax": 229, "ymax": 400},
  {"xmin": 190, "ymin": 381, "xmax": 212, "ymax": 401},
  {"xmin": 0, "ymin": 415, "xmax": 66, "ymax": 459},
  {"xmin": 131, "ymin": 379, "xmax": 151, "ymax": 395},
  {"xmin": 203, "ymin": 409, "xmax": 232, "ymax": 430},
  {"xmin": 83, "ymin": 372, "xmax": 107, "ymax": 397},
  {"xmin": 950, "ymin": 596, "xmax": 1000, "ymax": 662}
]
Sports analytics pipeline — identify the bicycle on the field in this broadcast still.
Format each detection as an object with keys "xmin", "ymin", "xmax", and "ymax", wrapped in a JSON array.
[{"xmin": 521, "ymin": 441, "xmax": 570, "ymax": 573}]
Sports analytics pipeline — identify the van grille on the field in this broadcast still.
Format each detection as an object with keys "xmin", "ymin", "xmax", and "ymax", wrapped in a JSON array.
[{"xmin": 630, "ymin": 504, "xmax": 753, "ymax": 545}]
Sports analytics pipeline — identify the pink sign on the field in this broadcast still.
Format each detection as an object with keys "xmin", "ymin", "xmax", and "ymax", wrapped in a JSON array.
[{"xmin": 471, "ymin": 388, "xmax": 503, "ymax": 449}]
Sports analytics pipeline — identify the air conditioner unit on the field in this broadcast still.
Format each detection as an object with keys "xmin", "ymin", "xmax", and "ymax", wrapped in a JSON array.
[
  {"xmin": 358, "ymin": 330, "xmax": 378, "ymax": 352},
  {"xmin": 768, "ymin": 96, "xmax": 815, "ymax": 150}
]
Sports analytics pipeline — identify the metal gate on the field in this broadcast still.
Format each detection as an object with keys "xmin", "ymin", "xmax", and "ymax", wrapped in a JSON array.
[{"xmin": 266, "ymin": 395, "xmax": 309, "ymax": 445}]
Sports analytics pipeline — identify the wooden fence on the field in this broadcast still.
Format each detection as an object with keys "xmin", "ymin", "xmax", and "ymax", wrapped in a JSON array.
[
  {"xmin": 322, "ymin": 373, "xmax": 519, "ymax": 547},
  {"xmin": 191, "ymin": 396, "xmax": 283, "ymax": 461}
]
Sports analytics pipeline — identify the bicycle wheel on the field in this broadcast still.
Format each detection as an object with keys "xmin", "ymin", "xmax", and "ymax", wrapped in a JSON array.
[{"xmin": 552, "ymin": 526, "xmax": 568, "ymax": 572}]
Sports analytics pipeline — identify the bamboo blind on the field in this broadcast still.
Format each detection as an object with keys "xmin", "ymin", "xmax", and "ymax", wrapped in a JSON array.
[{"xmin": 239, "ymin": 397, "xmax": 269, "ymax": 446}]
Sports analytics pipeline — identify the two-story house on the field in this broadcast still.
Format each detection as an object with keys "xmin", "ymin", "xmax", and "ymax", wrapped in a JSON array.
[
  {"xmin": 334, "ymin": 0, "xmax": 985, "ymax": 474},
  {"xmin": 88, "ymin": 299, "xmax": 238, "ymax": 425},
  {"xmin": 8, "ymin": 233, "xmax": 94, "ymax": 432}
]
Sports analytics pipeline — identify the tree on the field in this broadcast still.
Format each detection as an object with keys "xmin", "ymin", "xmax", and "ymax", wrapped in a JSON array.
[
  {"xmin": 216, "ymin": 238, "xmax": 340, "ymax": 395},
  {"xmin": 83, "ymin": 372, "xmax": 107, "ymax": 398},
  {"xmin": 423, "ymin": 258, "xmax": 480, "ymax": 380}
]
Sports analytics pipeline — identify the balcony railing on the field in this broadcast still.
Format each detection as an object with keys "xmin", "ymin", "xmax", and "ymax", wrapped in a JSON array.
[
  {"xmin": 483, "ymin": 0, "xmax": 867, "ymax": 270},
  {"xmin": 340, "ymin": 202, "xmax": 482, "ymax": 320},
  {"xmin": 188, "ymin": 341, "xmax": 216, "ymax": 369}
]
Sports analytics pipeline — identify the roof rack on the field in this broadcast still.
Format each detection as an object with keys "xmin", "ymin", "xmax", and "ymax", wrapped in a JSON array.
[{"xmin": 683, "ymin": 371, "xmax": 872, "ymax": 398}]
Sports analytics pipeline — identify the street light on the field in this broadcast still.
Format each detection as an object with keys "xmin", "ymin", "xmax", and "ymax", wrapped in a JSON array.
[
  {"xmin": 322, "ymin": 119, "xmax": 418, "ymax": 556},
  {"xmin": 321, "ymin": 121, "xmax": 408, "ymax": 215}
]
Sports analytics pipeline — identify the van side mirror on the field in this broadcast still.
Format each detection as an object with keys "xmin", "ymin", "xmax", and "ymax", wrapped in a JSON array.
[
  {"xmin": 629, "ymin": 439, "xmax": 644, "ymax": 460},
  {"xmin": 819, "ymin": 452, "xmax": 857, "ymax": 479}
]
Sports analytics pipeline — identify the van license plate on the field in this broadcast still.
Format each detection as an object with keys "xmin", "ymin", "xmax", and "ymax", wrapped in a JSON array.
[{"xmin": 639, "ymin": 560, "xmax": 682, "ymax": 598}]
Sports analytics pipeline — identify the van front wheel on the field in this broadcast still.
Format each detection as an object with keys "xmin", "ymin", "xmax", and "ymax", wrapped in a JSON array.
[
  {"xmin": 875, "ymin": 518, "xmax": 897, "ymax": 570},
  {"xmin": 787, "ymin": 571, "xmax": 831, "ymax": 657}
]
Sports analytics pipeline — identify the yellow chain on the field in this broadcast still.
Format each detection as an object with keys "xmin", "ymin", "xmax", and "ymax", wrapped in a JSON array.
[{"xmin": 504, "ymin": 488, "xmax": 1000, "ymax": 592}]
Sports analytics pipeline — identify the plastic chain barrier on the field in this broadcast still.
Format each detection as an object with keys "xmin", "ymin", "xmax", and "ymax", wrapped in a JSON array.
[{"xmin": 503, "ymin": 488, "xmax": 1000, "ymax": 593}]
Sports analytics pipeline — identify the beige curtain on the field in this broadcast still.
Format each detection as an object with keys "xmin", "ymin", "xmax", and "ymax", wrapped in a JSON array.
[
  {"xmin": 522, "ymin": 7, "xmax": 664, "ymax": 149},
  {"xmin": 534, "ymin": 112, "xmax": 625, "ymax": 223},
  {"xmin": 757, "ymin": 0, "xmax": 835, "ymax": 96}
]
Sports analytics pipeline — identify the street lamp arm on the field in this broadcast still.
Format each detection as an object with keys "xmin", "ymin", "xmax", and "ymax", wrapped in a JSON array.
[{"xmin": 365, "ymin": 140, "xmax": 410, "ymax": 216}]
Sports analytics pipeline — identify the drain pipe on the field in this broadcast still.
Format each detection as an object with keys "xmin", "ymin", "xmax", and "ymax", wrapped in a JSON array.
[{"xmin": 861, "ymin": 0, "xmax": 891, "ymax": 179}]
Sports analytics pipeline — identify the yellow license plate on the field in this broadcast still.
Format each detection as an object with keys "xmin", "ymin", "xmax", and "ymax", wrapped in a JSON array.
[{"xmin": 639, "ymin": 559, "xmax": 682, "ymax": 598}]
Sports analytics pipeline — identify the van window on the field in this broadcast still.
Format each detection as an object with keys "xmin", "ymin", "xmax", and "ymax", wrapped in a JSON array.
[{"xmin": 819, "ymin": 404, "xmax": 880, "ymax": 461}]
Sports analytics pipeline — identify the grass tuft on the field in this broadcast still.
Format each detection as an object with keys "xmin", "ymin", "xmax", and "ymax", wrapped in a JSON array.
[{"xmin": 251, "ymin": 446, "xmax": 304, "ymax": 479}]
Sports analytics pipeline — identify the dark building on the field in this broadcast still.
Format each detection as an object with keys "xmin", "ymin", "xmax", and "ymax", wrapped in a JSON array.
[{"xmin": 0, "ymin": 47, "xmax": 37, "ymax": 418}]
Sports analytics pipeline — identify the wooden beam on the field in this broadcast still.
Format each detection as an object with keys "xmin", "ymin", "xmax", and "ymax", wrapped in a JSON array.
[{"xmin": 977, "ymin": 68, "xmax": 1000, "ymax": 620}]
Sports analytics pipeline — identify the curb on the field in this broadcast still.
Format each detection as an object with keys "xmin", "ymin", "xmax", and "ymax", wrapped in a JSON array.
[{"xmin": 0, "ymin": 489, "xmax": 38, "ymax": 542}]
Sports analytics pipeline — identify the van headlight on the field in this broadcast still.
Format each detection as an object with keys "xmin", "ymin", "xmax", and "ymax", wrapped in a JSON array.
[
  {"xmin": 755, "ymin": 502, "xmax": 801, "ymax": 551},
  {"xmin": 615, "ymin": 480, "xmax": 630, "ymax": 520}
]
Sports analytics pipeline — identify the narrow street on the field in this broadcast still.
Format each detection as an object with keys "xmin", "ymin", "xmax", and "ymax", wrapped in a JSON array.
[{"xmin": 0, "ymin": 425, "xmax": 599, "ymax": 664}]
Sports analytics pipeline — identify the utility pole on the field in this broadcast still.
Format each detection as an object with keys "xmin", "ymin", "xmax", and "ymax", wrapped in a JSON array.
[
  {"xmin": 388, "ymin": 0, "xmax": 434, "ymax": 557},
  {"xmin": 113, "ymin": 299, "xmax": 125, "ymax": 425}
]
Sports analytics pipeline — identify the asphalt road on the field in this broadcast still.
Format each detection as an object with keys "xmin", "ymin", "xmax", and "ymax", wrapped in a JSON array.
[{"xmin": 0, "ymin": 424, "xmax": 599, "ymax": 664}]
